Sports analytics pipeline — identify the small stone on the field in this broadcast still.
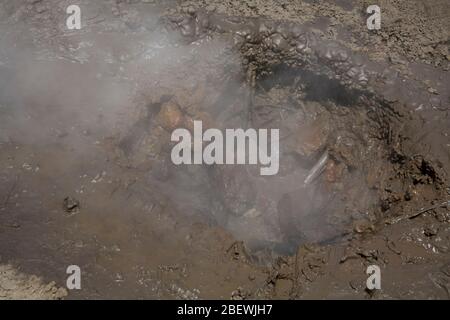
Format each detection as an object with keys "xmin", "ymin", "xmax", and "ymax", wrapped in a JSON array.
[
  {"xmin": 424, "ymin": 225, "xmax": 438, "ymax": 237},
  {"xmin": 157, "ymin": 101, "xmax": 184, "ymax": 131},
  {"xmin": 186, "ymin": 6, "xmax": 196, "ymax": 15},
  {"xmin": 353, "ymin": 219, "xmax": 375, "ymax": 233},
  {"xmin": 427, "ymin": 87, "xmax": 438, "ymax": 95},
  {"xmin": 63, "ymin": 197, "xmax": 80, "ymax": 213}
]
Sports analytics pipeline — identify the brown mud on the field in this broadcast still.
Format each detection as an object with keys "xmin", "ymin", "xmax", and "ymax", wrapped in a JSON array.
[{"xmin": 0, "ymin": 0, "xmax": 449, "ymax": 299}]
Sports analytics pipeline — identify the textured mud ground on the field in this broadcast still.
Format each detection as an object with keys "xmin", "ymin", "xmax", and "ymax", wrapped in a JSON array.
[{"xmin": 0, "ymin": 0, "xmax": 449, "ymax": 299}]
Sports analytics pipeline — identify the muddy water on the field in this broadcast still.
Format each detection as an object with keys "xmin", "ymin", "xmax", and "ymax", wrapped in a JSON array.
[{"xmin": 0, "ymin": 0, "xmax": 449, "ymax": 299}]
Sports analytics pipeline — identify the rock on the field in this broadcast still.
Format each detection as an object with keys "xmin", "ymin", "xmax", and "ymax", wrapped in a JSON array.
[
  {"xmin": 63, "ymin": 197, "xmax": 80, "ymax": 214},
  {"xmin": 427, "ymin": 87, "xmax": 438, "ymax": 95},
  {"xmin": 293, "ymin": 115, "xmax": 330, "ymax": 161},
  {"xmin": 324, "ymin": 158, "xmax": 344, "ymax": 183},
  {"xmin": 231, "ymin": 287, "xmax": 249, "ymax": 300},
  {"xmin": 353, "ymin": 219, "xmax": 375, "ymax": 233},
  {"xmin": 157, "ymin": 101, "xmax": 184, "ymax": 131},
  {"xmin": 269, "ymin": 33, "xmax": 288, "ymax": 52},
  {"xmin": 179, "ymin": 17, "xmax": 196, "ymax": 37},
  {"xmin": 424, "ymin": 225, "xmax": 438, "ymax": 237}
]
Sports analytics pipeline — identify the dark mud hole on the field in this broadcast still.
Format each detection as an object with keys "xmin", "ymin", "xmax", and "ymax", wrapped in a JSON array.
[{"xmin": 117, "ymin": 17, "xmax": 444, "ymax": 257}]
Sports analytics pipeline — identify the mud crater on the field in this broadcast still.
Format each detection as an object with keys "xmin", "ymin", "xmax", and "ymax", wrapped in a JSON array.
[{"xmin": 116, "ymin": 12, "xmax": 445, "ymax": 256}]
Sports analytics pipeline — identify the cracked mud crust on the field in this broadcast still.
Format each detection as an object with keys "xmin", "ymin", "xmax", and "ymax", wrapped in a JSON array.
[{"xmin": 0, "ymin": 264, "xmax": 67, "ymax": 300}]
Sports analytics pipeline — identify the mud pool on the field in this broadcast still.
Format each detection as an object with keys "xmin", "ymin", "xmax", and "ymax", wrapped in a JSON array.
[{"xmin": 0, "ymin": 0, "xmax": 449, "ymax": 299}]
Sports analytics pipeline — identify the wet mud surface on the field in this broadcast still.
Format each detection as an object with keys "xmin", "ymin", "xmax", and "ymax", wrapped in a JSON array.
[{"xmin": 0, "ymin": 0, "xmax": 449, "ymax": 299}]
